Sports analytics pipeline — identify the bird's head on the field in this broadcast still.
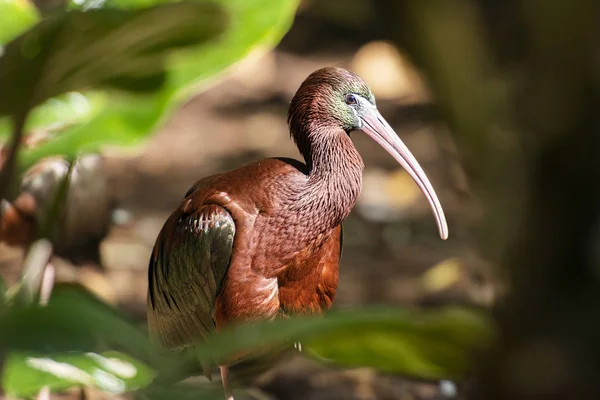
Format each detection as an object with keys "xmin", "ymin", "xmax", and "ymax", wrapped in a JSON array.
[{"xmin": 288, "ymin": 67, "xmax": 448, "ymax": 240}]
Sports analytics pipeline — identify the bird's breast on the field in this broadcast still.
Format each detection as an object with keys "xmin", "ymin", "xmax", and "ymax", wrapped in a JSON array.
[
  {"xmin": 214, "ymin": 221, "xmax": 342, "ymax": 324},
  {"xmin": 275, "ymin": 224, "xmax": 342, "ymax": 316}
]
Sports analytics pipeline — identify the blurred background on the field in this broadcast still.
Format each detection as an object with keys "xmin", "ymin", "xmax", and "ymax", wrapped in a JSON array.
[{"xmin": 2, "ymin": 0, "xmax": 599, "ymax": 399}]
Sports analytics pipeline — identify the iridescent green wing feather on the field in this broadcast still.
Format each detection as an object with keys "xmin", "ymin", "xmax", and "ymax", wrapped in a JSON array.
[{"xmin": 147, "ymin": 204, "xmax": 235, "ymax": 349}]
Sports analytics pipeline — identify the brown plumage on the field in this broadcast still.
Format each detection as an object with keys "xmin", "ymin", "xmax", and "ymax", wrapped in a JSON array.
[{"xmin": 147, "ymin": 67, "xmax": 448, "ymax": 399}]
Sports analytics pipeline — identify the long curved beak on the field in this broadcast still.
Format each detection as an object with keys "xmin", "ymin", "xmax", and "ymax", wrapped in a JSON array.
[{"xmin": 360, "ymin": 108, "xmax": 448, "ymax": 240}]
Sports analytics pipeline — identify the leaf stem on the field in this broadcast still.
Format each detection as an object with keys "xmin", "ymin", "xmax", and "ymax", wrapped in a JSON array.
[
  {"xmin": 20, "ymin": 238, "xmax": 53, "ymax": 304},
  {"xmin": 0, "ymin": 112, "xmax": 28, "ymax": 209}
]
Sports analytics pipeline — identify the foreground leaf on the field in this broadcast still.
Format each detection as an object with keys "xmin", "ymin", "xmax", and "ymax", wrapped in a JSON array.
[
  {"xmin": 0, "ymin": 91, "xmax": 107, "ymax": 140},
  {"xmin": 195, "ymin": 306, "xmax": 493, "ymax": 380},
  {"xmin": 0, "ymin": 2, "xmax": 225, "ymax": 118},
  {"xmin": 3, "ymin": 351, "xmax": 155, "ymax": 397},
  {"xmin": 0, "ymin": 284, "xmax": 492, "ymax": 383},
  {"xmin": 306, "ymin": 307, "xmax": 490, "ymax": 378},
  {"xmin": 165, "ymin": 0, "xmax": 300, "ymax": 101},
  {"xmin": 0, "ymin": 0, "xmax": 40, "ymax": 45},
  {"xmin": 0, "ymin": 285, "xmax": 152, "ymax": 355},
  {"xmin": 66, "ymin": 0, "xmax": 299, "ymax": 99},
  {"xmin": 0, "ymin": 285, "xmax": 203, "ymax": 384},
  {"xmin": 15, "ymin": 0, "xmax": 298, "ymax": 171}
]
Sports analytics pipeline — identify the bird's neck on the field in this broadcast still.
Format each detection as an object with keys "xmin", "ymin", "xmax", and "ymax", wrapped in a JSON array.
[{"xmin": 290, "ymin": 127, "xmax": 364, "ymax": 231}]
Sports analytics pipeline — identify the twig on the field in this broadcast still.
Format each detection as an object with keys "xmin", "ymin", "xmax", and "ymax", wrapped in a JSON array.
[
  {"xmin": 39, "ymin": 156, "xmax": 75, "ymax": 240},
  {"xmin": 15, "ymin": 156, "xmax": 72, "ymax": 399},
  {"xmin": 19, "ymin": 239, "xmax": 55, "ymax": 400},
  {"xmin": 0, "ymin": 112, "xmax": 29, "ymax": 212},
  {"xmin": 20, "ymin": 239, "xmax": 53, "ymax": 304},
  {"xmin": 36, "ymin": 386, "xmax": 50, "ymax": 400},
  {"xmin": 220, "ymin": 365, "xmax": 234, "ymax": 400},
  {"xmin": 37, "ymin": 258, "xmax": 55, "ymax": 400},
  {"xmin": 39, "ymin": 262, "xmax": 55, "ymax": 306}
]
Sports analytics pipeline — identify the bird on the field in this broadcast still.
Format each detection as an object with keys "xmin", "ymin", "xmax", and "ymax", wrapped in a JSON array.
[{"xmin": 146, "ymin": 66, "xmax": 448, "ymax": 399}]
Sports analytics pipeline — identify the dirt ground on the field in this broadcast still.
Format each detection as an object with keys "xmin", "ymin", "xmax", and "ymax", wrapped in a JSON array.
[{"xmin": 0, "ymin": 3, "xmax": 495, "ymax": 399}]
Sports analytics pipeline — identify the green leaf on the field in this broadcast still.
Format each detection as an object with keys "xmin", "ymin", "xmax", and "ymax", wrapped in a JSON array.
[
  {"xmin": 0, "ymin": 285, "xmax": 190, "ymax": 380},
  {"xmin": 0, "ymin": 0, "xmax": 40, "ymax": 45},
  {"xmin": 306, "ymin": 307, "xmax": 491, "ymax": 378},
  {"xmin": 0, "ymin": 2, "xmax": 226, "ymax": 117},
  {"xmin": 0, "ymin": 91, "xmax": 106, "ymax": 140},
  {"xmin": 3, "ymin": 350, "xmax": 156, "ymax": 397},
  {"xmin": 6, "ymin": 0, "xmax": 299, "ymax": 171},
  {"xmin": 165, "ymin": 0, "xmax": 300, "ymax": 102},
  {"xmin": 65, "ymin": 0, "xmax": 299, "ymax": 97},
  {"xmin": 0, "ymin": 285, "xmax": 153, "ymax": 355},
  {"xmin": 194, "ymin": 306, "xmax": 493, "ymax": 380},
  {"xmin": 0, "ymin": 284, "xmax": 492, "ymax": 384},
  {"xmin": 18, "ymin": 92, "xmax": 165, "ymax": 167}
]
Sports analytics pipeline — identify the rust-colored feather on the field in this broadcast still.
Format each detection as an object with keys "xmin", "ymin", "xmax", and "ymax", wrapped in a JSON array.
[{"xmin": 148, "ymin": 157, "xmax": 350, "ymax": 336}]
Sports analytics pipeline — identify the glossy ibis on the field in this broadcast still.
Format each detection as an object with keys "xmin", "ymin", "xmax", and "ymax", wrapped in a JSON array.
[{"xmin": 147, "ymin": 67, "xmax": 448, "ymax": 399}]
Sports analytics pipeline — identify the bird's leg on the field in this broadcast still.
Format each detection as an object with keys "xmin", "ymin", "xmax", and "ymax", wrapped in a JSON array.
[{"xmin": 220, "ymin": 365, "xmax": 234, "ymax": 400}]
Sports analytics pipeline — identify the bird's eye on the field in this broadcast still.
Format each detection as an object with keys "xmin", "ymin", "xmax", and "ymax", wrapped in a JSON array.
[{"xmin": 345, "ymin": 94, "xmax": 357, "ymax": 105}]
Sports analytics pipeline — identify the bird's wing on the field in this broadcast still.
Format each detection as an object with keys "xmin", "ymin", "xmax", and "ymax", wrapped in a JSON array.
[{"xmin": 147, "ymin": 203, "xmax": 235, "ymax": 349}]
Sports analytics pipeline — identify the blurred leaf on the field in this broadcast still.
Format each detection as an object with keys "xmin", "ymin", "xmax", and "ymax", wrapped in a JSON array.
[
  {"xmin": 0, "ymin": 0, "xmax": 40, "ymax": 45},
  {"xmin": 0, "ymin": 284, "xmax": 195, "ymax": 382},
  {"xmin": 306, "ymin": 308, "xmax": 488, "ymax": 378},
  {"xmin": 0, "ymin": 2, "xmax": 225, "ymax": 118},
  {"xmin": 66, "ymin": 0, "xmax": 299, "ymax": 97},
  {"xmin": 0, "ymin": 284, "xmax": 492, "ymax": 382},
  {"xmin": 165, "ymin": 0, "xmax": 299, "ymax": 101},
  {"xmin": 0, "ymin": 91, "xmax": 107, "ymax": 140},
  {"xmin": 3, "ymin": 350, "xmax": 156, "ymax": 397},
  {"xmin": 3, "ymin": 0, "xmax": 298, "ymax": 171},
  {"xmin": 0, "ymin": 285, "xmax": 152, "ymax": 355},
  {"xmin": 195, "ymin": 306, "xmax": 493, "ymax": 380}
]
